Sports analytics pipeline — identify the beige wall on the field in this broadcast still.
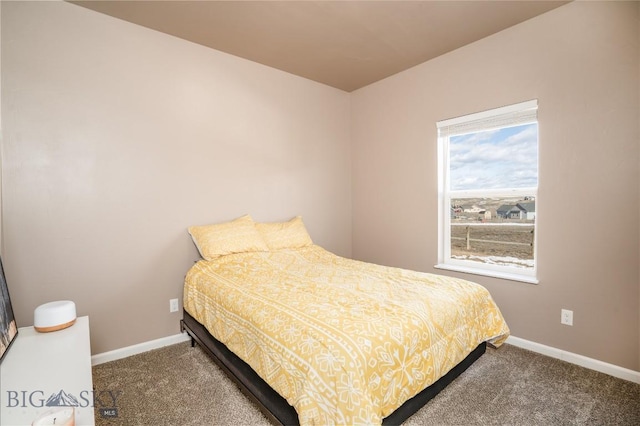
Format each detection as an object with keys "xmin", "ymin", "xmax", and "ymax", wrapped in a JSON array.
[
  {"xmin": 352, "ymin": 1, "xmax": 640, "ymax": 371},
  {"xmin": 1, "ymin": 1, "xmax": 351, "ymax": 354},
  {"xmin": 0, "ymin": 1, "xmax": 3, "ymax": 249}
]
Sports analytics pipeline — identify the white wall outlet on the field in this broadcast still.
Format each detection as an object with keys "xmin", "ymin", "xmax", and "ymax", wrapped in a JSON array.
[
  {"xmin": 561, "ymin": 309, "xmax": 573, "ymax": 326},
  {"xmin": 169, "ymin": 298, "xmax": 179, "ymax": 313}
]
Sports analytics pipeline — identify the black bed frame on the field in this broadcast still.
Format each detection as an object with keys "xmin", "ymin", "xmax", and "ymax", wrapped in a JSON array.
[{"xmin": 181, "ymin": 310, "xmax": 486, "ymax": 425}]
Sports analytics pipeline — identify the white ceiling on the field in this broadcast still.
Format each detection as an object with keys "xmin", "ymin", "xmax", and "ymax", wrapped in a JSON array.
[{"xmin": 70, "ymin": 1, "xmax": 569, "ymax": 92}]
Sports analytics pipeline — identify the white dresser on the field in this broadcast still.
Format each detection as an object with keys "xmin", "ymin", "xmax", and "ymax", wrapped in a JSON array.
[{"xmin": 0, "ymin": 316, "xmax": 94, "ymax": 425}]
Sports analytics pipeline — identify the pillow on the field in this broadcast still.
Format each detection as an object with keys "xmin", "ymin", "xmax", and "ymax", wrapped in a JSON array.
[
  {"xmin": 256, "ymin": 216, "xmax": 313, "ymax": 250},
  {"xmin": 188, "ymin": 214, "xmax": 269, "ymax": 260}
]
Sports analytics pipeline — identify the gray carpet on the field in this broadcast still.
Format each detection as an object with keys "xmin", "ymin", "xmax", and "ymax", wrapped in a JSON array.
[{"xmin": 92, "ymin": 342, "xmax": 640, "ymax": 425}]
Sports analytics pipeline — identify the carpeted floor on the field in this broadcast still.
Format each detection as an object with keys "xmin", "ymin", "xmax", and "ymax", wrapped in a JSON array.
[{"xmin": 92, "ymin": 342, "xmax": 640, "ymax": 425}]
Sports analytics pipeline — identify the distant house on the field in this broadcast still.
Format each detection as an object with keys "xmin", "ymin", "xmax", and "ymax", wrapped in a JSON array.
[
  {"xmin": 497, "ymin": 204, "xmax": 517, "ymax": 219},
  {"xmin": 497, "ymin": 201, "xmax": 536, "ymax": 220},
  {"xmin": 516, "ymin": 201, "xmax": 536, "ymax": 220}
]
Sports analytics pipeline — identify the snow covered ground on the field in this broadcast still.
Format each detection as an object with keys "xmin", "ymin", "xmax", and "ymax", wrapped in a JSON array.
[{"xmin": 451, "ymin": 254, "xmax": 534, "ymax": 269}]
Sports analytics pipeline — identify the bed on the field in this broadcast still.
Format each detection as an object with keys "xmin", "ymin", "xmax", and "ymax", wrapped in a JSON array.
[{"xmin": 181, "ymin": 215, "xmax": 509, "ymax": 425}]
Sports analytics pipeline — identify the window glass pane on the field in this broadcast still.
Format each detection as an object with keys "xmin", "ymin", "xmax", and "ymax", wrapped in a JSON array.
[
  {"xmin": 449, "ymin": 123, "xmax": 538, "ymax": 191},
  {"xmin": 451, "ymin": 197, "xmax": 535, "ymax": 269}
]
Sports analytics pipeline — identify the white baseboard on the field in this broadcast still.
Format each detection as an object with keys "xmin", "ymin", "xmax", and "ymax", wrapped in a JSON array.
[
  {"xmin": 506, "ymin": 335, "xmax": 640, "ymax": 384},
  {"xmin": 91, "ymin": 332, "xmax": 191, "ymax": 366}
]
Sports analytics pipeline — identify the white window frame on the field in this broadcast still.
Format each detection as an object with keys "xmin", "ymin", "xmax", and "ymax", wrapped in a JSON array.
[{"xmin": 436, "ymin": 100, "xmax": 539, "ymax": 284}]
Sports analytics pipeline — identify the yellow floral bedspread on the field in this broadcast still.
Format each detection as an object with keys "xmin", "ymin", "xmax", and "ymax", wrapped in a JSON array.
[{"xmin": 184, "ymin": 245, "xmax": 509, "ymax": 425}]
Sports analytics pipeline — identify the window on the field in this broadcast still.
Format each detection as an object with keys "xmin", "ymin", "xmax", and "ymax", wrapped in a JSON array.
[{"xmin": 436, "ymin": 100, "xmax": 539, "ymax": 283}]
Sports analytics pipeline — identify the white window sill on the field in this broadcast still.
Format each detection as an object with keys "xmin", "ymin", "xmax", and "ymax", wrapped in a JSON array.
[{"xmin": 434, "ymin": 263, "xmax": 539, "ymax": 284}]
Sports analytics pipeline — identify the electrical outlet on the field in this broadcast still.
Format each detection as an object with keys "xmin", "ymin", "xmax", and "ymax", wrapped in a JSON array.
[
  {"xmin": 561, "ymin": 309, "xmax": 573, "ymax": 326},
  {"xmin": 169, "ymin": 298, "xmax": 179, "ymax": 313}
]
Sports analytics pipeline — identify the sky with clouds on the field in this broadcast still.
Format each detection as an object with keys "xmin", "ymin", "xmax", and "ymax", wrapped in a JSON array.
[{"xmin": 449, "ymin": 123, "xmax": 538, "ymax": 191}]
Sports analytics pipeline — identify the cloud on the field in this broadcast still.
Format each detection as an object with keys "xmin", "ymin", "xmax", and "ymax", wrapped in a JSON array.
[{"xmin": 449, "ymin": 124, "xmax": 537, "ymax": 190}]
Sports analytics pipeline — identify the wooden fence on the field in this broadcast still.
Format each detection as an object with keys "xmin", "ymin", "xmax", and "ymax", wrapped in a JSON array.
[{"xmin": 451, "ymin": 224, "xmax": 535, "ymax": 254}]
